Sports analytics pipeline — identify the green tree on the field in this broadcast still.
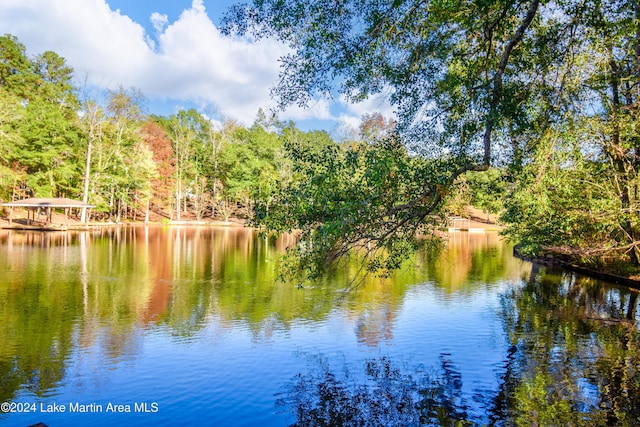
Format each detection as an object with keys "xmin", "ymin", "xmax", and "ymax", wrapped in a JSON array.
[
  {"xmin": 200, "ymin": 118, "xmax": 235, "ymax": 218},
  {"xmin": 0, "ymin": 90, "xmax": 25, "ymax": 201},
  {"xmin": 161, "ymin": 109, "xmax": 207, "ymax": 221},
  {"xmin": 466, "ymin": 167, "xmax": 507, "ymax": 223},
  {"xmin": 223, "ymin": 0, "xmax": 544, "ymax": 274},
  {"xmin": 0, "ymin": 34, "xmax": 36, "ymax": 99},
  {"xmin": 258, "ymin": 129, "xmax": 445, "ymax": 277},
  {"xmin": 218, "ymin": 115, "xmax": 289, "ymax": 219},
  {"xmin": 225, "ymin": 0, "xmax": 640, "ymax": 276},
  {"xmin": 78, "ymin": 98, "xmax": 106, "ymax": 222},
  {"xmin": 32, "ymin": 50, "xmax": 78, "ymax": 110},
  {"xmin": 106, "ymin": 87, "xmax": 155, "ymax": 221},
  {"xmin": 498, "ymin": 0, "xmax": 640, "ymax": 270},
  {"xmin": 0, "ymin": 35, "xmax": 83, "ymax": 200},
  {"xmin": 580, "ymin": 0, "xmax": 640, "ymax": 265},
  {"xmin": 224, "ymin": 0, "xmax": 543, "ymax": 167},
  {"xmin": 16, "ymin": 49, "xmax": 82, "ymax": 197},
  {"xmin": 18, "ymin": 97, "xmax": 82, "ymax": 197},
  {"xmin": 86, "ymin": 87, "xmax": 155, "ymax": 220},
  {"xmin": 502, "ymin": 133, "xmax": 630, "ymax": 270}
]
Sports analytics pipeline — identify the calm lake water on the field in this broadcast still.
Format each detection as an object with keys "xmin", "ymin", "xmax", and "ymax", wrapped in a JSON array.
[{"xmin": 1, "ymin": 226, "xmax": 639, "ymax": 426}]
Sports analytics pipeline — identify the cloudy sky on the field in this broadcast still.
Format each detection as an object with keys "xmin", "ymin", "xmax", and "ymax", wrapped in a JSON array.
[{"xmin": 0, "ymin": 0, "xmax": 393, "ymax": 132}]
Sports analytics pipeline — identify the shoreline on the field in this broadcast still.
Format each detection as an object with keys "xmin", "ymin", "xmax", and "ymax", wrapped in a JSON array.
[
  {"xmin": 513, "ymin": 246, "xmax": 640, "ymax": 290},
  {"xmin": 4, "ymin": 208, "xmax": 637, "ymax": 289},
  {"xmin": 0, "ymin": 219, "xmax": 247, "ymax": 230},
  {"xmin": 0, "ymin": 207, "xmax": 247, "ymax": 230}
]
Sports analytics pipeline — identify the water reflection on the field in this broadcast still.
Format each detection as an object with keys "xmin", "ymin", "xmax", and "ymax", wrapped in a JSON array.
[
  {"xmin": 0, "ymin": 228, "xmax": 517, "ymax": 406},
  {"xmin": 425, "ymin": 232, "xmax": 521, "ymax": 293},
  {"xmin": 0, "ymin": 227, "xmax": 350, "ymax": 403},
  {"xmin": 279, "ymin": 263, "xmax": 640, "ymax": 426},
  {"xmin": 495, "ymin": 266, "xmax": 640, "ymax": 426},
  {"xmin": 277, "ymin": 354, "xmax": 470, "ymax": 427},
  {"xmin": 1, "ymin": 227, "xmax": 638, "ymax": 426}
]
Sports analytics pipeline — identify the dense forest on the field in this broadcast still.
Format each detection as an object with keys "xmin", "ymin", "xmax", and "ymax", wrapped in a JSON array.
[
  {"xmin": 0, "ymin": 33, "xmax": 498, "ymax": 229},
  {"xmin": 0, "ymin": 34, "xmax": 383, "ymax": 223}
]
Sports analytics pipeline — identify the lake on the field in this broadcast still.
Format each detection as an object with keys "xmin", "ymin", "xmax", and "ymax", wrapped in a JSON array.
[{"xmin": 1, "ymin": 226, "xmax": 639, "ymax": 426}]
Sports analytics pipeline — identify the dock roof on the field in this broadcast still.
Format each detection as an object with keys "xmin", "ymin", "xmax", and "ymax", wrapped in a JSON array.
[{"xmin": 2, "ymin": 197, "xmax": 95, "ymax": 208}]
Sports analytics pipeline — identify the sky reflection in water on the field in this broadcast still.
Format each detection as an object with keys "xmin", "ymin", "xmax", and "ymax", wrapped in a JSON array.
[{"xmin": 0, "ymin": 227, "xmax": 638, "ymax": 426}]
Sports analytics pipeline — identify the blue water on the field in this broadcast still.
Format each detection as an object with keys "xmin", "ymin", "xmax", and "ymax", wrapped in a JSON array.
[
  {"xmin": 3, "ymin": 288, "xmax": 516, "ymax": 426},
  {"xmin": 0, "ymin": 228, "xmax": 527, "ymax": 426}
]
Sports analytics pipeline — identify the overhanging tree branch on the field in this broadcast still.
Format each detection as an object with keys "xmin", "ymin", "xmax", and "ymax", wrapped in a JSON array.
[{"xmin": 483, "ymin": 0, "xmax": 540, "ymax": 168}]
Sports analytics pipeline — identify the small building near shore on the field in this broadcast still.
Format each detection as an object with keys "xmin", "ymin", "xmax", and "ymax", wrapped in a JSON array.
[{"xmin": 1, "ymin": 197, "xmax": 95, "ymax": 230}]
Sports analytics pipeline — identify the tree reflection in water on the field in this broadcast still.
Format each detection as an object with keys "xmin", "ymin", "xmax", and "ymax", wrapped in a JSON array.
[
  {"xmin": 277, "ymin": 354, "xmax": 471, "ymax": 427},
  {"xmin": 2, "ymin": 229, "xmax": 640, "ymax": 425},
  {"xmin": 494, "ymin": 265, "xmax": 640, "ymax": 426},
  {"xmin": 279, "ymin": 265, "xmax": 640, "ymax": 427}
]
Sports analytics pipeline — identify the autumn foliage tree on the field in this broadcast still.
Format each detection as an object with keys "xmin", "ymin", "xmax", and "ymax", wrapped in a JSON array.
[{"xmin": 141, "ymin": 120, "xmax": 175, "ymax": 216}]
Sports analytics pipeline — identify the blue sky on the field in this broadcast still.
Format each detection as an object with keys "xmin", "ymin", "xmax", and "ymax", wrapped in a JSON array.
[
  {"xmin": 0, "ymin": 0, "xmax": 394, "ymax": 134},
  {"xmin": 106, "ymin": 0, "xmax": 237, "ymax": 28}
]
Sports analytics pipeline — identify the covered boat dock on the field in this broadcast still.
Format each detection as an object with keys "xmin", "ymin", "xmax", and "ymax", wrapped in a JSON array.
[{"xmin": 1, "ymin": 197, "xmax": 95, "ymax": 230}]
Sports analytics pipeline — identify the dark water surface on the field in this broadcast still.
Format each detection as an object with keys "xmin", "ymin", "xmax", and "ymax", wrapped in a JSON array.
[{"xmin": 0, "ymin": 227, "xmax": 639, "ymax": 426}]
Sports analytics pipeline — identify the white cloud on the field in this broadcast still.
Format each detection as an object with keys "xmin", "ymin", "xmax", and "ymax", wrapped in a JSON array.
[
  {"xmin": 282, "ymin": 99, "xmax": 334, "ymax": 122},
  {"xmin": 150, "ymin": 12, "xmax": 169, "ymax": 33},
  {"xmin": 147, "ymin": 1, "xmax": 292, "ymax": 122},
  {"xmin": 337, "ymin": 114, "xmax": 362, "ymax": 132},
  {"xmin": 328, "ymin": 92, "xmax": 397, "ymax": 138},
  {"xmin": 341, "ymin": 92, "xmax": 396, "ymax": 121},
  {"xmin": 1, "ymin": 0, "xmax": 152, "ymax": 85},
  {"xmin": 0, "ymin": 0, "xmax": 318, "ymax": 125}
]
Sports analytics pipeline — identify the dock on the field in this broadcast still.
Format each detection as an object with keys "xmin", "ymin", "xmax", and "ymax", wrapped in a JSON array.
[{"xmin": 1, "ymin": 197, "xmax": 95, "ymax": 230}]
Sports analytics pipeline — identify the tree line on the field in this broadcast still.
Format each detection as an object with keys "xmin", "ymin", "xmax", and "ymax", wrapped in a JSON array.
[
  {"xmin": 0, "ymin": 34, "xmax": 395, "ymax": 224},
  {"xmin": 0, "ymin": 32, "xmax": 497, "ymax": 230}
]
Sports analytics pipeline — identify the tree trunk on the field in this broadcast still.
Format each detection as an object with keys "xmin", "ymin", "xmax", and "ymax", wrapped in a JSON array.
[
  {"xmin": 81, "ymin": 132, "xmax": 93, "ymax": 223},
  {"xmin": 627, "ymin": 292, "xmax": 638, "ymax": 321},
  {"xmin": 608, "ymin": 47, "xmax": 640, "ymax": 265},
  {"xmin": 109, "ymin": 189, "xmax": 114, "ymax": 222},
  {"xmin": 175, "ymin": 191, "xmax": 181, "ymax": 221}
]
